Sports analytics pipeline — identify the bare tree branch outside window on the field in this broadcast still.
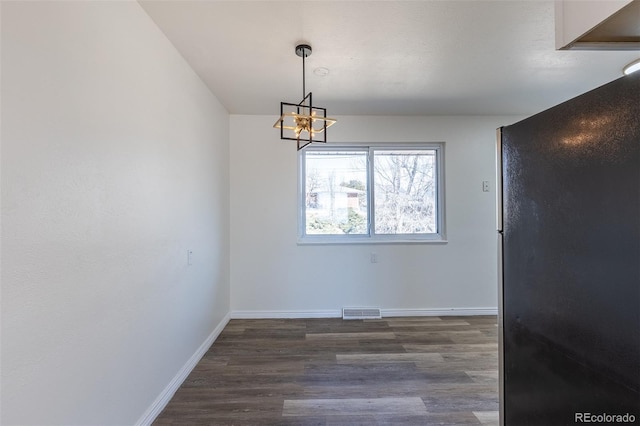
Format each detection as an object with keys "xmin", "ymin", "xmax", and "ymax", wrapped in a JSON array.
[{"xmin": 374, "ymin": 150, "xmax": 436, "ymax": 234}]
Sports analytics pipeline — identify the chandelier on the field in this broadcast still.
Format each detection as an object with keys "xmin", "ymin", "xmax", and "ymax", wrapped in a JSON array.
[{"xmin": 273, "ymin": 44, "xmax": 336, "ymax": 150}]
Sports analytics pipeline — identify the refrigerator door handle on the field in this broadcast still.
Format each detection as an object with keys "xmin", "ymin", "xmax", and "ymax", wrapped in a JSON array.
[
  {"xmin": 496, "ymin": 126, "xmax": 505, "ymax": 426},
  {"xmin": 496, "ymin": 127, "xmax": 504, "ymax": 233},
  {"xmin": 497, "ymin": 232, "xmax": 505, "ymax": 426}
]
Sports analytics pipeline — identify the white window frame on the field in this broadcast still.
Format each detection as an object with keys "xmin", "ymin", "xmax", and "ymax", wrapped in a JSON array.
[{"xmin": 298, "ymin": 142, "xmax": 446, "ymax": 244}]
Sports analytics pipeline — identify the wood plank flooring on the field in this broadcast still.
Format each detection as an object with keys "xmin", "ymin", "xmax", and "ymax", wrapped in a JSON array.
[{"xmin": 153, "ymin": 316, "xmax": 499, "ymax": 425}]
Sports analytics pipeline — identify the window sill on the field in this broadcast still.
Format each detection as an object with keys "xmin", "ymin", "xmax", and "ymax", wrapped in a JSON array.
[{"xmin": 297, "ymin": 237, "xmax": 448, "ymax": 246}]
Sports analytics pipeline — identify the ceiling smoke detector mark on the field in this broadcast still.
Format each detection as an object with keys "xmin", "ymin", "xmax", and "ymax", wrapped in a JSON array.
[{"xmin": 314, "ymin": 67, "xmax": 330, "ymax": 77}]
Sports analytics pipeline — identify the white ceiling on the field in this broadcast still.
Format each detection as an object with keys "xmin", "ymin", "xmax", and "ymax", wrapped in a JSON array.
[{"xmin": 139, "ymin": 0, "xmax": 640, "ymax": 116}]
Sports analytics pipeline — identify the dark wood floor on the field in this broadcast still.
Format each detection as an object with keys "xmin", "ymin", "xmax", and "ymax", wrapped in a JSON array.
[{"xmin": 154, "ymin": 316, "xmax": 499, "ymax": 425}]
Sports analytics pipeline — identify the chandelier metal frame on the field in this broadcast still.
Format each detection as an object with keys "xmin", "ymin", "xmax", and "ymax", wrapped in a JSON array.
[{"xmin": 273, "ymin": 44, "xmax": 336, "ymax": 150}]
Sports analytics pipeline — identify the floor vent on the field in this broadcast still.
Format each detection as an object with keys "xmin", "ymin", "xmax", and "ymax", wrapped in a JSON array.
[{"xmin": 342, "ymin": 307, "xmax": 382, "ymax": 320}]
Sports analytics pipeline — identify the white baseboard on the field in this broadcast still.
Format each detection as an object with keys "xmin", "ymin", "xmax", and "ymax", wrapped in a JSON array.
[
  {"xmin": 382, "ymin": 308, "xmax": 498, "ymax": 317},
  {"xmin": 231, "ymin": 308, "xmax": 497, "ymax": 319},
  {"xmin": 136, "ymin": 312, "xmax": 231, "ymax": 426},
  {"xmin": 231, "ymin": 310, "xmax": 342, "ymax": 319}
]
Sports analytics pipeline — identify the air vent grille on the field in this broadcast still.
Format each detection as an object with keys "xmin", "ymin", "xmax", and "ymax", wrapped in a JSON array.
[{"xmin": 342, "ymin": 307, "xmax": 382, "ymax": 320}]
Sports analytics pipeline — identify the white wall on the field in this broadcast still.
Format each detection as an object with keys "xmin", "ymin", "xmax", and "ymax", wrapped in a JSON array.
[
  {"xmin": 230, "ymin": 115, "xmax": 521, "ymax": 316},
  {"xmin": 1, "ymin": 2, "xmax": 230, "ymax": 425}
]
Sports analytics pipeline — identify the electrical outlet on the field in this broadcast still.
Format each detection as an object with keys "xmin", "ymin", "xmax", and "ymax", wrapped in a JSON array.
[
  {"xmin": 187, "ymin": 250, "xmax": 193, "ymax": 266},
  {"xmin": 482, "ymin": 181, "xmax": 490, "ymax": 192},
  {"xmin": 370, "ymin": 252, "xmax": 378, "ymax": 263}
]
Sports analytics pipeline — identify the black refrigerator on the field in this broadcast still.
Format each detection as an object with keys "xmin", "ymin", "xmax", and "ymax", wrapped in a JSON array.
[{"xmin": 497, "ymin": 72, "xmax": 640, "ymax": 425}]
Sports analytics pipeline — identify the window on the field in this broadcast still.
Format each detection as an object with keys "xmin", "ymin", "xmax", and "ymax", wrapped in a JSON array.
[{"xmin": 299, "ymin": 143, "xmax": 445, "ymax": 243}]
